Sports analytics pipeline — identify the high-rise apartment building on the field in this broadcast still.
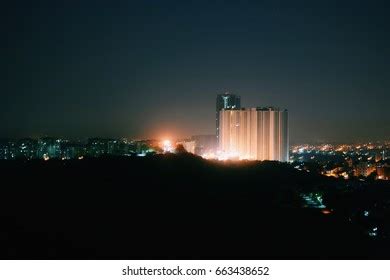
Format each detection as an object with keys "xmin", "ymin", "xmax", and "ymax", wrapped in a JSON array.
[
  {"xmin": 219, "ymin": 107, "xmax": 289, "ymax": 162},
  {"xmin": 216, "ymin": 93, "xmax": 241, "ymax": 140}
]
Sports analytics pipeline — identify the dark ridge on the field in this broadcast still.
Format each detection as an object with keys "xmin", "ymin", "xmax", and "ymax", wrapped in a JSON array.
[{"xmin": 0, "ymin": 154, "xmax": 389, "ymax": 259}]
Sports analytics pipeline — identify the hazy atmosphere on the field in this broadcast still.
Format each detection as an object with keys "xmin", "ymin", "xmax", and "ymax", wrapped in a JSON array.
[{"xmin": 2, "ymin": 0, "xmax": 389, "ymax": 142}]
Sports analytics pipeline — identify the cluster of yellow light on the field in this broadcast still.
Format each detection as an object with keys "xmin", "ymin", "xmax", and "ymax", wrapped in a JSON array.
[
  {"xmin": 335, "ymin": 145, "xmax": 348, "ymax": 152},
  {"xmin": 291, "ymin": 145, "xmax": 310, "ymax": 154},
  {"xmin": 320, "ymin": 144, "xmax": 333, "ymax": 151},
  {"xmin": 201, "ymin": 151, "xmax": 255, "ymax": 161},
  {"xmin": 292, "ymin": 142, "xmax": 389, "ymax": 154},
  {"xmin": 324, "ymin": 169, "xmax": 349, "ymax": 179},
  {"xmin": 201, "ymin": 152, "xmax": 216, "ymax": 160}
]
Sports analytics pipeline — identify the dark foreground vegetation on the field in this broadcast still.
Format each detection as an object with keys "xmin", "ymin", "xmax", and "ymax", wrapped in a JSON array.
[{"xmin": 1, "ymin": 153, "xmax": 390, "ymax": 259}]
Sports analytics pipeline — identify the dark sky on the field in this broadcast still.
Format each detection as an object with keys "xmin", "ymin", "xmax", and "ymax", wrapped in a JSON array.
[{"xmin": 2, "ymin": 0, "xmax": 390, "ymax": 143}]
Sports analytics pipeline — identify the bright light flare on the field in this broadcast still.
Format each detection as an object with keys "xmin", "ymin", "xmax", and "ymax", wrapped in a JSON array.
[{"xmin": 162, "ymin": 139, "xmax": 173, "ymax": 153}]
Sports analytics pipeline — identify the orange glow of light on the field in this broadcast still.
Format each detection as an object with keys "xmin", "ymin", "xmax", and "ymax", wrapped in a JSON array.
[
  {"xmin": 321, "ymin": 209, "xmax": 332, "ymax": 215},
  {"xmin": 162, "ymin": 139, "xmax": 173, "ymax": 153}
]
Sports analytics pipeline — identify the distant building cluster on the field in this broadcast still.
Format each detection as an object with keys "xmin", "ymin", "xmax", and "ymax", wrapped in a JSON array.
[
  {"xmin": 0, "ymin": 138, "xmax": 158, "ymax": 160},
  {"xmin": 216, "ymin": 93, "xmax": 289, "ymax": 162},
  {"xmin": 0, "ymin": 136, "xmax": 221, "ymax": 160},
  {"xmin": 290, "ymin": 142, "xmax": 390, "ymax": 181}
]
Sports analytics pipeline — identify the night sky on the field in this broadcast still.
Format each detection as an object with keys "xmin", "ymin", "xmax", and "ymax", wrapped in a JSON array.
[{"xmin": 2, "ymin": 0, "xmax": 390, "ymax": 143}]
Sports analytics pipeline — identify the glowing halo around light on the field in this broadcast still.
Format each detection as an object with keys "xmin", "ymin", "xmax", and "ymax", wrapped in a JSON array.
[{"xmin": 162, "ymin": 139, "xmax": 173, "ymax": 153}]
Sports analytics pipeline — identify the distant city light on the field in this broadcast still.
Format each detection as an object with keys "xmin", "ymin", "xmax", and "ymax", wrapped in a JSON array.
[
  {"xmin": 368, "ymin": 227, "xmax": 378, "ymax": 237},
  {"xmin": 162, "ymin": 140, "xmax": 173, "ymax": 153}
]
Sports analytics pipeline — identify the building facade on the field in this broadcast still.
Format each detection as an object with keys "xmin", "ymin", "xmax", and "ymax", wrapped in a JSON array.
[
  {"xmin": 219, "ymin": 107, "xmax": 289, "ymax": 162},
  {"xmin": 216, "ymin": 93, "xmax": 241, "ymax": 141}
]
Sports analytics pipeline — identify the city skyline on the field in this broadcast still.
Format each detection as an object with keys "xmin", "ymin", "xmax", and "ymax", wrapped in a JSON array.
[{"xmin": 2, "ymin": 1, "xmax": 390, "ymax": 142}]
